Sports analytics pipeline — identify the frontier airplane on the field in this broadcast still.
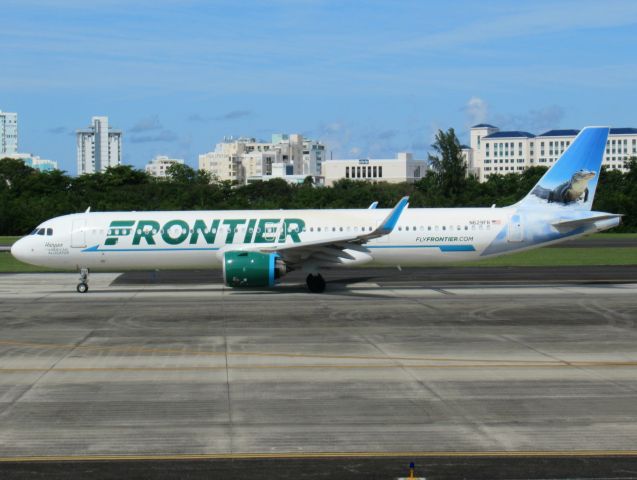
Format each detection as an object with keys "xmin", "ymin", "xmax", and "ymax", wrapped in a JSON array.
[{"xmin": 12, "ymin": 127, "xmax": 621, "ymax": 293}]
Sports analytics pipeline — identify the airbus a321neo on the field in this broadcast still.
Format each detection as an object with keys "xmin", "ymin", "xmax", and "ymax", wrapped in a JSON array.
[{"xmin": 12, "ymin": 127, "xmax": 621, "ymax": 293}]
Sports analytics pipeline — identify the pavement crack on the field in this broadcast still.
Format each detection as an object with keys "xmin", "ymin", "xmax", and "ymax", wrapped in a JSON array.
[{"xmin": 0, "ymin": 330, "xmax": 94, "ymax": 421}]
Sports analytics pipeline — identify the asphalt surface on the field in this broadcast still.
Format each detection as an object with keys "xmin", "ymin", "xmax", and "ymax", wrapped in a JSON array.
[
  {"xmin": 3, "ymin": 455, "xmax": 637, "ymax": 479},
  {"xmin": 113, "ymin": 265, "xmax": 637, "ymax": 287},
  {"xmin": 1, "ymin": 271, "xmax": 637, "ymax": 479}
]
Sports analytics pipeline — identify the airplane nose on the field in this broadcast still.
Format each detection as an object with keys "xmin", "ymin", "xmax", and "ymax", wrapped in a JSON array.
[{"xmin": 10, "ymin": 238, "xmax": 29, "ymax": 262}]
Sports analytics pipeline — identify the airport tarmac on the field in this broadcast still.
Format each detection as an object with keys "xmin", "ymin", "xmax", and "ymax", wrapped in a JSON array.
[{"xmin": 0, "ymin": 268, "xmax": 637, "ymax": 478}]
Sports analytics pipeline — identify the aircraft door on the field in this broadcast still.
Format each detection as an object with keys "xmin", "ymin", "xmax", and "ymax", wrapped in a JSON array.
[
  {"xmin": 71, "ymin": 220, "xmax": 87, "ymax": 248},
  {"xmin": 507, "ymin": 214, "xmax": 524, "ymax": 243}
]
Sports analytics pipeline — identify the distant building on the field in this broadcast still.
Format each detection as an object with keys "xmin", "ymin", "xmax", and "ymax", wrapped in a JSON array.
[
  {"xmin": 246, "ymin": 163, "xmax": 323, "ymax": 185},
  {"xmin": 322, "ymin": 152, "xmax": 427, "ymax": 187},
  {"xmin": 3, "ymin": 153, "xmax": 57, "ymax": 172},
  {"xmin": 0, "ymin": 110, "xmax": 18, "ymax": 155},
  {"xmin": 468, "ymin": 124, "xmax": 637, "ymax": 182},
  {"xmin": 144, "ymin": 155, "xmax": 185, "ymax": 178},
  {"xmin": 77, "ymin": 116, "xmax": 122, "ymax": 175},
  {"xmin": 198, "ymin": 133, "xmax": 325, "ymax": 184}
]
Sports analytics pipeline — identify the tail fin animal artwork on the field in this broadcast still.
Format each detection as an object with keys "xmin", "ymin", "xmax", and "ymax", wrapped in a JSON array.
[{"xmin": 518, "ymin": 127, "xmax": 609, "ymax": 210}]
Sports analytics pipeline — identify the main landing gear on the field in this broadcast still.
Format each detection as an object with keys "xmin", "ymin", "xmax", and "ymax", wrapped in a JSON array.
[
  {"xmin": 77, "ymin": 268, "xmax": 89, "ymax": 293},
  {"xmin": 306, "ymin": 273, "xmax": 326, "ymax": 293}
]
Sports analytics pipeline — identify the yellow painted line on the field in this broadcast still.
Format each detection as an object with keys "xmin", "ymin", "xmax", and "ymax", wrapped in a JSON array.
[
  {"xmin": 1, "ymin": 339, "xmax": 632, "ymax": 366},
  {"xmin": 1, "ymin": 361, "xmax": 637, "ymax": 373},
  {"xmin": 1, "ymin": 450, "xmax": 637, "ymax": 462}
]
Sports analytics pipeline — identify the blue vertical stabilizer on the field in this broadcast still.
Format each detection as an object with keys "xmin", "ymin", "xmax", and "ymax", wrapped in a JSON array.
[{"xmin": 518, "ymin": 126, "xmax": 609, "ymax": 210}]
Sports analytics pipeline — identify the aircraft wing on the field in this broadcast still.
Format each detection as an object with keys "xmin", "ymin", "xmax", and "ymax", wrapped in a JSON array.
[{"xmin": 250, "ymin": 196, "xmax": 409, "ymax": 266}]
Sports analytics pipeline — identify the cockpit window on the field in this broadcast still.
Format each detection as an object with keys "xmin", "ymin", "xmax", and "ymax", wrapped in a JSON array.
[
  {"xmin": 46, "ymin": 228, "xmax": 53, "ymax": 236},
  {"xmin": 30, "ymin": 229, "xmax": 38, "ymax": 235},
  {"xmin": 37, "ymin": 228, "xmax": 45, "ymax": 236}
]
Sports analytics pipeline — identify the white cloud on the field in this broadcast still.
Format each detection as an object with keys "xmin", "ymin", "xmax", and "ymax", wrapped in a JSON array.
[
  {"xmin": 493, "ymin": 105, "xmax": 565, "ymax": 133},
  {"xmin": 464, "ymin": 97, "xmax": 488, "ymax": 126},
  {"xmin": 130, "ymin": 115, "xmax": 162, "ymax": 133}
]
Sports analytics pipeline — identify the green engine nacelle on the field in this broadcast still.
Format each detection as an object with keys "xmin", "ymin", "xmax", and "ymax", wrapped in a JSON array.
[{"xmin": 223, "ymin": 251, "xmax": 286, "ymax": 288}]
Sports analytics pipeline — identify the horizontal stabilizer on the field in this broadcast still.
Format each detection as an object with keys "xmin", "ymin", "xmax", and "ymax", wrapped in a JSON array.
[{"xmin": 552, "ymin": 214, "xmax": 623, "ymax": 233}]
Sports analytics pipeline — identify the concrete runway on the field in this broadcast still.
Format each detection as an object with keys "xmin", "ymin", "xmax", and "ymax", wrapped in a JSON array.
[{"xmin": 1, "ymin": 269, "xmax": 637, "ymax": 478}]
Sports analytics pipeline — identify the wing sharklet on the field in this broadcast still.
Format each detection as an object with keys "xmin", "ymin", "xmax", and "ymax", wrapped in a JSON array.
[{"xmin": 259, "ymin": 195, "xmax": 410, "ymax": 255}]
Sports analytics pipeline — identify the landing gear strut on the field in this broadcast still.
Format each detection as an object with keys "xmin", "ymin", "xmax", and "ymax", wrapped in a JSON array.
[
  {"xmin": 76, "ymin": 268, "xmax": 89, "ymax": 293},
  {"xmin": 306, "ymin": 273, "xmax": 326, "ymax": 293}
]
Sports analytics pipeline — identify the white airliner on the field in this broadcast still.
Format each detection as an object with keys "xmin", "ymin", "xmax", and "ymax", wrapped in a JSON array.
[{"xmin": 12, "ymin": 127, "xmax": 621, "ymax": 293}]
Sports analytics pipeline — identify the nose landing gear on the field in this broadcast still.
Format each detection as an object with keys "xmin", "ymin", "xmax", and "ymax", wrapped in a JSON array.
[
  {"xmin": 306, "ymin": 273, "xmax": 326, "ymax": 293},
  {"xmin": 76, "ymin": 268, "xmax": 89, "ymax": 293}
]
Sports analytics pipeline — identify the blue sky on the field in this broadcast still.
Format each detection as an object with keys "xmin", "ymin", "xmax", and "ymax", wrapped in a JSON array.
[{"xmin": 2, "ymin": 0, "xmax": 637, "ymax": 174}]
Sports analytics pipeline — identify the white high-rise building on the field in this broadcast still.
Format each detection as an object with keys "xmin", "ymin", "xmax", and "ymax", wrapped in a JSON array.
[
  {"xmin": 0, "ymin": 110, "xmax": 18, "ymax": 155},
  {"xmin": 76, "ymin": 116, "xmax": 122, "ymax": 175},
  {"xmin": 144, "ymin": 155, "xmax": 185, "ymax": 178},
  {"xmin": 198, "ymin": 133, "xmax": 325, "ymax": 184},
  {"xmin": 467, "ymin": 124, "xmax": 637, "ymax": 182}
]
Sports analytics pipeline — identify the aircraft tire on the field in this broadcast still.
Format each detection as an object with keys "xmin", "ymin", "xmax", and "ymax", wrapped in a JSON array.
[
  {"xmin": 306, "ymin": 274, "xmax": 326, "ymax": 293},
  {"xmin": 76, "ymin": 282, "xmax": 89, "ymax": 294}
]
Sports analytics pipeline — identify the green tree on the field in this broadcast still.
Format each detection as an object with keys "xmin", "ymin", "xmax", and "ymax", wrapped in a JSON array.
[
  {"xmin": 166, "ymin": 163, "xmax": 197, "ymax": 183},
  {"xmin": 427, "ymin": 128, "xmax": 467, "ymax": 203}
]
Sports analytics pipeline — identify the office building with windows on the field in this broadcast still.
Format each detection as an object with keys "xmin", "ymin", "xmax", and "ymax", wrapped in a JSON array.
[
  {"xmin": 77, "ymin": 116, "xmax": 122, "ymax": 175},
  {"xmin": 0, "ymin": 110, "xmax": 18, "ymax": 155},
  {"xmin": 198, "ymin": 133, "xmax": 325, "ymax": 184},
  {"xmin": 144, "ymin": 155, "xmax": 184, "ymax": 178},
  {"xmin": 468, "ymin": 124, "xmax": 637, "ymax": 182},
  {"xmin": 322, "ymin": 152, "xmax": 427, "ymax": 186},
  {"xmin": 3, "ymin": 153, "xmax": 57, "ymax": 172}
]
